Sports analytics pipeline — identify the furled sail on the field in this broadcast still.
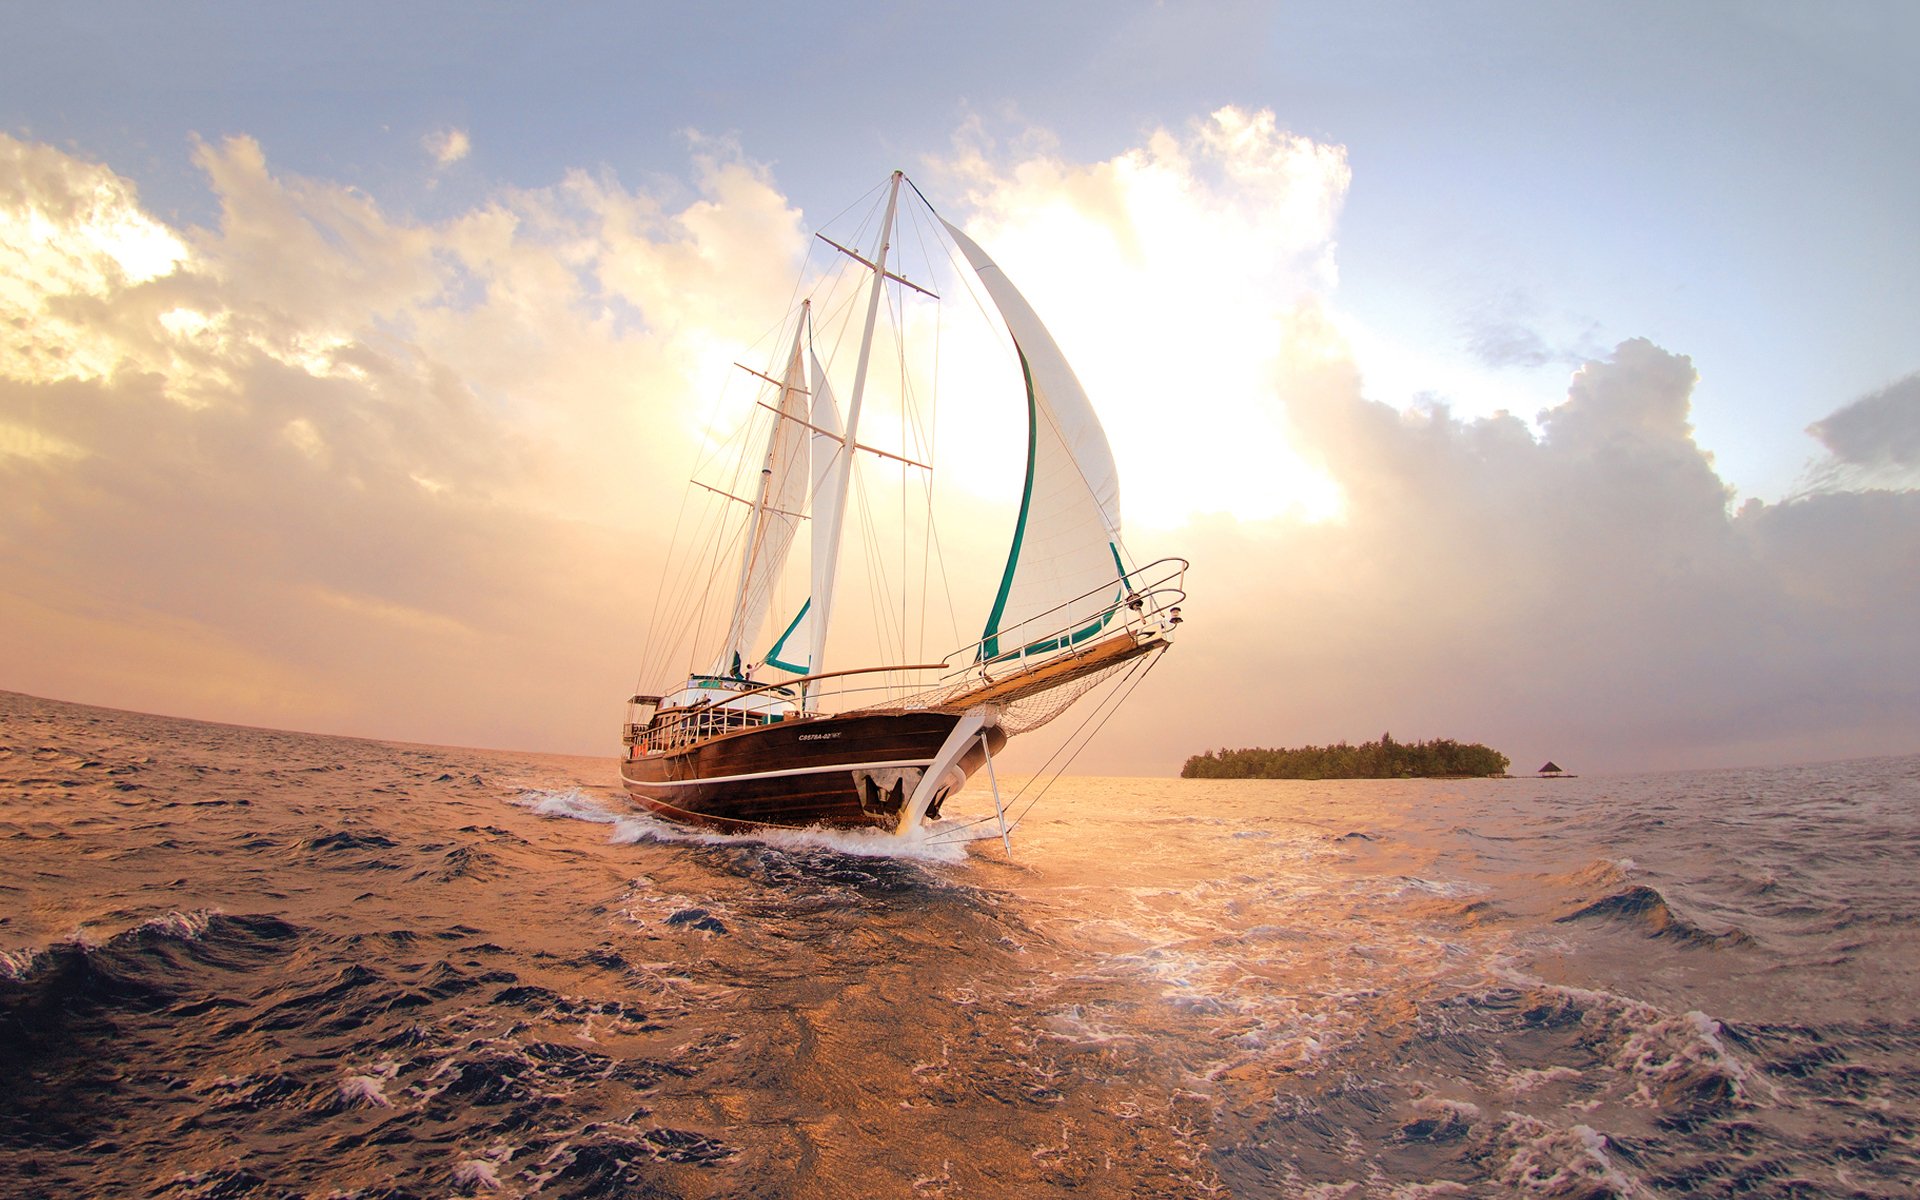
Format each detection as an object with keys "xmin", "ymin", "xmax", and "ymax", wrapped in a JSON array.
[
  {"xmin": 940, "ymin": 219, "xmax": 1128, "ymax": 662},
  {"xmin": 714, "ymin": 327, "xmax": 810, "ymax": 677},
  {"xmin": 762, "ymin": 347, "xmax": 845, "ymax": 675}
]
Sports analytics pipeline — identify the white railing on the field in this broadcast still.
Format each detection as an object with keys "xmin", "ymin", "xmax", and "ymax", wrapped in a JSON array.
[{"xmin": 943, "ymin": 556, "xmax": 1188, "ymax": 682}]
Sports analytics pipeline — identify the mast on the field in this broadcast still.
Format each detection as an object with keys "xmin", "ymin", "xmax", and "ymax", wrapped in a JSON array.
[{"xmin": 805, "ymin": 170, "xmax": 903, "ymax": 700}]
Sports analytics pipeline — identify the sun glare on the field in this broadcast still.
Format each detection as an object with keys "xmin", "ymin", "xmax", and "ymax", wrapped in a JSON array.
[{"xmin": 928, "ymin": 108, "xmax": 1356, "ymax": 530}]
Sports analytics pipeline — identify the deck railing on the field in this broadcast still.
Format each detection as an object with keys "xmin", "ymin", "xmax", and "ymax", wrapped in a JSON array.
[{"xmin": 627, "ymin": 557, "xmax": 1187, "ymax": 752}]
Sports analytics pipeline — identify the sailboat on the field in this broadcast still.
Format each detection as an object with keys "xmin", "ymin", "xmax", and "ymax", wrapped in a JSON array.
[{"xmin": 620, "ymin": 171, "xmax": 1186, "ymax": 837}]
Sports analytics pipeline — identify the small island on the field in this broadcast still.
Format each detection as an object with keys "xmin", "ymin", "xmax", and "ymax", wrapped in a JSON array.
[{"xmin": 1181, "ymin": 733, "xmax": 1510, "ymax": 780}]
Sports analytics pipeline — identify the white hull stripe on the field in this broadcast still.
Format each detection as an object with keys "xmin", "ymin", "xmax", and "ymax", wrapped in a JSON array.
[{"xmin": 624, "ymin": 757, "xmax": 936, "ymax": 789}]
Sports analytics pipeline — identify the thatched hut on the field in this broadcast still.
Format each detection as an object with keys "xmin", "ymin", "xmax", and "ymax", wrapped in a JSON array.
[{"xmin": 1537, "ymin": 761, "xmax": 1566, "ymax": 777}]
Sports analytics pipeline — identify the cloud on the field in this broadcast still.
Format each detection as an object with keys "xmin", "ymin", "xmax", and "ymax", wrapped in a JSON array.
[
  {"xmin": 0, "ymin": 132, "xmax": 802, "ymax": 750},
  {"xmin": 1801, "ymin": 372, "xmax": 1920, "ymax": 491},
  {"xmin": 1, "ymin": 122, "xmax": 1915, "ymax": 775},
  {"xmin": 920, "ymin": 118, "xmax": 1918, "ymax": 774},
  {"xmin": 1086, "ymin": 335, "xmax": 1920, "ymax": 774},
  {"xmin": 926, "ymin": 106, "xmax": 1351, "ymax": 525},
  {"xmin": 424, "ymin": 127, "xmax": 471, "ymax": 168}
]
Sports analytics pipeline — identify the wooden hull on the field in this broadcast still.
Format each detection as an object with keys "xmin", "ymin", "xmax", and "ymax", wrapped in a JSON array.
[{"xmin": 619, "ymin": 709, "xmax": 1008, "ymax": 831}]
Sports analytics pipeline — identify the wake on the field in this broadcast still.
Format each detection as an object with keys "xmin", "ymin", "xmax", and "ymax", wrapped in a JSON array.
[{"xmin": 507, "ymin": 788, "xmax": 974, "ymax": 864}]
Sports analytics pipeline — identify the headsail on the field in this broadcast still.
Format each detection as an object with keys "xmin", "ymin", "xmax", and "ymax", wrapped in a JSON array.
[
  {"xmin": 940, "ymin": 219, "xmax": 1128, "ymax": 662},
  {"xmin": 713, "ymin": 321, "xmax": 810, "ymax": 677}
]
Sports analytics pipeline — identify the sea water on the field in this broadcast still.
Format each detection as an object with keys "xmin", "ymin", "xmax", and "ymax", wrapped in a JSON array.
[{"xmin": 3, "ymin": 690, "xmax": 1916, "ymax": 1197}]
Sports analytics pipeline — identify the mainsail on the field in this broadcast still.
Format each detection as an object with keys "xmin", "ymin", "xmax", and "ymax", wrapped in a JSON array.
[
  {"xmin": 713, "ymin": 324, "xmax": 809, "ymax": 677},
  {"xmin": 939, "ymin": 219, "xmax": 1128, "ymax": 662},
  {"xmin": 762, "ymin": 347, "xmax": 844, "ymax": 676}
]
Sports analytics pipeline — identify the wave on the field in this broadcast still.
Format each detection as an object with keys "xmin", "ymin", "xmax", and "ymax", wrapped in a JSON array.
[
  {"xmin": 1555, "ymin": 885, "xmax": 1755, "ymax": 948},
  {"xmin": 0, "ymin": 910, "xmax": 306, "ymax": 1060},
  {"xmin": 1488, "ymin": 979, "xmax": 1762, "ymax": 1118},
  {"xmin": 0, "ymin": 908, "xmax": 282, "ymax": 984}
]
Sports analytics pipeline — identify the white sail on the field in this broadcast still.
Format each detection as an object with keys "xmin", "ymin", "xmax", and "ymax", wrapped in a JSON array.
[
  {"xmin": 762, "ymin": 347, "xmax": 844, "ymax": 676},
  {"xmin": 940, "ymin": 219, "xmax": 1128, "ymax": 662},
  {"xmin": 714, "ymin": 326, "xmax": 810, "ymax": 677}
]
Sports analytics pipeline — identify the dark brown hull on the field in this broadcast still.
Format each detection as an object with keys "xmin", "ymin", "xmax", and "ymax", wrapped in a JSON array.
[{"xmin": 619, "ymin": 709, "xmax": 1008, "ymax": 831}]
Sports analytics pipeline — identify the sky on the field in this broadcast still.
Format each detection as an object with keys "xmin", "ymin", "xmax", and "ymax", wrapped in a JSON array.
[{"xmin": 3, "ymin": 1, "xmax": 1916, "ymax": 775}]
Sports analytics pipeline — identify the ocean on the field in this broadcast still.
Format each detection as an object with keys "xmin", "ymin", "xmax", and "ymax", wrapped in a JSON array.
[{"xmin": 3, "ymin": 689, "xmax": 1916, "ymax": 1198}]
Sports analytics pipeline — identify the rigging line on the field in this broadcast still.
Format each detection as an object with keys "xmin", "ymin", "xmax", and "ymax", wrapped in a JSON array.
[
  {"xmin": 888, "ymin": 254, "xmax": 910, "ymax": 659},
  {"xmin": 867, "ymin": 264, "xmax": 920, "ymax": 667},
  {"xmin": 813, "ymin": 264, "xmax": 871, "ymax": 380},
  {"xmin": 1005, "ymin": 651, "xmax": 1166, "ymax": 833},
  {"xmin": 900, "ymin": 172, "xmax": 939, "ymax": 221},
  {"xmin": 1021, "ymin": 653, "xmax": 1164, "ymax": 804},
  {"xmin": 816, "ymin": 177, "xmax": 889, "ymax": 239},
  {"xmin": 639, "ymin": 490, "xmax": 708, "ymax": 682},
  {"xmin": 852, "ymin": 462, "xmax": 905, "ymax": 668},
  {"xmin": 906, "ymin": 202, "xmax": 950, "ymax": 659},
  {"xmin": 899, "ymin": 223, "xmax": 962, "ymax": 654},
  {"xmin": 684, "ymin": 493, "xmax": 753, "ymax": 676},
  {"xmin": 648, "ymin": 490, "xmax": 736, "ymax": 681},
  {"xmin": 636, "ymin": 475, "xmax": 704, "ymax": 690},
  {"xmin": 918, "ymin": 220, "xmax": 950, "ymax": 656},
  {"xmin": 1012, "ymin": 651, "xmax": 1166, "ymax": 828},
  {"xmin": 922, "ymin": 796, "xmax": 1024, "ymax": 844},
  {"xmin": 1000, "ymin": 675, "xmax": 1146, "ymax": 835},
  {"xmin": 923, "ymin": 489, "xmax": 963, "ymax": 653},
  {"xmin": 924, "ymin": 664, "xmax": 1159, "ymax": 848}
]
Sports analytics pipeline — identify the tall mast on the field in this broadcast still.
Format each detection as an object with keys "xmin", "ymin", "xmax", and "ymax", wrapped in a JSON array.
[{"xmin": 805, "ymin": 170, "xmax": 903, "ymax": 699}]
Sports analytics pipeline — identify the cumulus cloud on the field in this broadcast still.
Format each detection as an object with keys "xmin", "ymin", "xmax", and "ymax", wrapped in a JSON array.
[{"xmin": 1088, "ymin": 335, "xmax": 1920, "ymax": 774}]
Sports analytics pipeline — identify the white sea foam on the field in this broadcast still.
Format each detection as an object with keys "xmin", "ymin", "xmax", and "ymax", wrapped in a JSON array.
[
  {"xmin": 511, "ymin": 787, "xmax": 973, "ymax": 863},
  {"xmin": 1496, "ymin": 1115, "xmax": 1642, "ymax": 1196},
  {"xmin": 0, "ymin": 947, "xmax": 39, "ymax": 980},
  {"xmin": 1613, "ymin": 1007, "xmax": 1757, "ymax": 1106},
  {"xmin": 338, "ymin": 1075, "xmax": 392, "ymax": 1108},
  {"xmin": 511, "ymin": 788, "xmax": 620, "ymax": 824},
  {"xmin": 1409, "ymin": 1095, "xmax": 1483, "ymax": 1124},
  {"xmin": 451, "ymin": 1159, "xmax": 502, "ymax": 1190},
  {"xmin": 1502, "ymin": 1064, "xmax": 1584, "ymax": 1097},
  {"xmin": 1039, "ymin": 1004, "xmax": 1141, "ymax": 1047},
  {"xmin": 133, "ymin": 909, "xmax": 221, "ymax": 940},
  {"xmin": 338, "ymin": 1059, "xmax": 399, "ymax": 1110}
]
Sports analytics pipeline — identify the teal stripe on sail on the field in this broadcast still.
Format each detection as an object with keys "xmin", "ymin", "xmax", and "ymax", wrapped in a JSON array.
[
  {"xmin": 986, "ymin": 613, "xmax": 1107, "ymax": 663},
  {"xmin": 978, "ymin": 346, "xmax": 1040, "ymax": 663},
  {"xmin": 764, "ymin": 598, "xmax": 812, "ymax": 674}
]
